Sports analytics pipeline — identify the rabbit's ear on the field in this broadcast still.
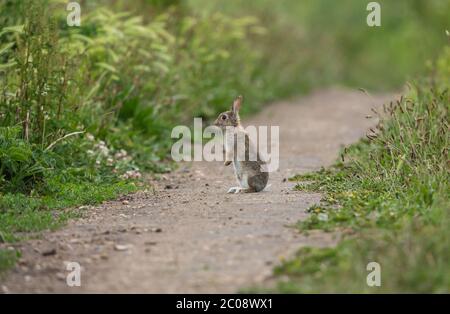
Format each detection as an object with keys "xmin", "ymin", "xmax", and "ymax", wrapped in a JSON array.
[{"xmin": 232, "ymin": 95, "xmax": 243, "ymax": 114}]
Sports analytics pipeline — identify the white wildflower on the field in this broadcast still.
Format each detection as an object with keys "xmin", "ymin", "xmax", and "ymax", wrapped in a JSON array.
[
  {"xmin": 121, "ymin": 170, "xmax": 142, "ymax": 180},
  {"xmin": 115, "ymin": 149, "xmax": 128, "ymax": 160},
  {"xmin": 318, "ymin": 213, "xmax": 328, "ymax": 222},
  {"xmin": 86, "ymin": 133, "xmax": 95, "ymax": 141}
]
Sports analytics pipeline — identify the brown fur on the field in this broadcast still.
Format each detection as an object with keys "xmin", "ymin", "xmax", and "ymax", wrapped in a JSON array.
[{"xmin": 214, "ymin": 96, "xmax": 269, "ymax": 193}]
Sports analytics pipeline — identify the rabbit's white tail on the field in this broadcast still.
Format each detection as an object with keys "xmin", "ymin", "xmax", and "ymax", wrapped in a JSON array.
[{"xmin": 263, "ymin": 184, "xmax": 272, "ymax": 191}]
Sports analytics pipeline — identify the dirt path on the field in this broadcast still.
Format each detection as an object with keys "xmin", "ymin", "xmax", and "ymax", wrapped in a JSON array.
[{"xmin": 0, "ymin": 89, "xmax": 393, "ymax": 293}]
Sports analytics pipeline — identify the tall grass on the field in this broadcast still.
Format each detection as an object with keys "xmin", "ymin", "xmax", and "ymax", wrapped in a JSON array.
[
  {"xmin": 0, "ymin": 1, "xmax": 269, "ymax": 193},
  {"xmin": 270, "ymin": 46, "xmax": 449, "ymax": 293}
]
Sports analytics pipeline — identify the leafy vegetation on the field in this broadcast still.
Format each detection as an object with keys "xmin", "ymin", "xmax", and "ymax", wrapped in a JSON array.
[
  {"xmin": 0, "ymin": 248, "xmax": 19, "ymax": 273},
  {"xmin": 269, "ymin": 47, "xmax": 449, "ymax": 293}
]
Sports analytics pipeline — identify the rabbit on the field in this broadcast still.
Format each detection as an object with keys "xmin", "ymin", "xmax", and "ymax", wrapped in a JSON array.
[{"xmin": 214, "ymin": 96, "xmax": 269, "ymax": 193}]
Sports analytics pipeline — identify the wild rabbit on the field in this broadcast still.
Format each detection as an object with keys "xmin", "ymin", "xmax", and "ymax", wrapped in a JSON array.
[{"xmin": 214, "ymin": 96, "xmax": 269, "ymax": 193}]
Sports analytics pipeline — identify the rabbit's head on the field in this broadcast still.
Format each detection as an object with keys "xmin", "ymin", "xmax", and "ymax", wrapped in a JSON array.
[{"xmin": 214, "ymin": 96, "xmax": 242, "ymax": 129}]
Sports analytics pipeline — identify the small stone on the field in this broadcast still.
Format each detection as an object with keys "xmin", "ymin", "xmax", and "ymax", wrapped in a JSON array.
[
  {"xmin": 18, "ymin": 258, "xmax": 28, "ymax": 266},
  {"xmin": 152, "ymin": 228, "xmax": 162, "ymax": 233},
  {"xmin": 56, "ymin": 272, "xmax": 66, "ymax": 281},
  {"xmin": 164, "ymin": 184, "xmax": 173, "ymax": 189},
  {"xmin": 1, "ymin": 285, "xmax": 9, "ymax": 293},
  {"xmin": 114, "ymin": 244, "xmax": 130, "ymax": 251},
  {"xmin": 42, "ymin": 247, "xmax": 57, "ymax": 256},
  {"xmin": 91, "ymin": 255, "xmax": 101, "ymax": 261},
  {"xmin": 122, "ymin": 200, "xmax": 129, "ymax": 205}
]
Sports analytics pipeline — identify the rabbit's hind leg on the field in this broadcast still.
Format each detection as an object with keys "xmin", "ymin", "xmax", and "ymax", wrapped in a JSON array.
[
  {"xmin": 248, "ymin": 172, "xmax": 269, "ymax": 192},
  {"xmin": 227, "ymin": 186, "xmax": 241, "ymax": 194},
  {"xmin": 227, "ymin": 186, "xmax": 255, "ymax": 194}
]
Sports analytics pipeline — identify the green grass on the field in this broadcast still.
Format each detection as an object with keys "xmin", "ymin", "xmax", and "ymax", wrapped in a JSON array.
[
  {"xmin": 0, "ymin": 180, "xmax": 138, "ymax": 243},
  {"xmin": 274, "ymin": 217, "xmax": 449, "ymax": 292},
  {"xmin": 0, "ymin": 178, "xmax": 137, "ymax": 274},
  {"xmin": 0, "ymin": 249, "xmax": 20, "ymax": 274},
  {"xmin": 263, "ymin": 49, "xmax": 450, "ymax": 292}
]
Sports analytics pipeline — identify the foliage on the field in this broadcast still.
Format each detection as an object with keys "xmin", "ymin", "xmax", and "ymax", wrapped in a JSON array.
[
  {"xmin": 0, "ymin": 249, "xmax": 20, "ymax": 274},
  {"xmin": 0, "ymin": 127, "xmax": 46, "ymax": 193}
]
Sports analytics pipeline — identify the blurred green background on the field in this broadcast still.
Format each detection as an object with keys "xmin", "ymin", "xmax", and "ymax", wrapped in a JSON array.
[{"xmin": 190, "ymin": 0, "xmax": 449, "ymax": 92}]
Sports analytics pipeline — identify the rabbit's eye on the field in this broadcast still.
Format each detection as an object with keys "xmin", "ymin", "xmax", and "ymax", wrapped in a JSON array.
[{"xmin": 221, "ymin": 114, "xmax": 227, "ymax": 120}]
